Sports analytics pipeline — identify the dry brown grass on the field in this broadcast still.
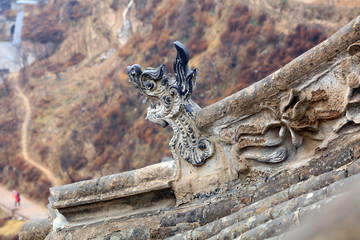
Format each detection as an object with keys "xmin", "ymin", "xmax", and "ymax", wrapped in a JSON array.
[
  {"xmin": 0, "ymin": 219, "xmax": 23, "ymax": 240},
  {"xmin": 0, "ymin": 209, "xmax": 9, "ymax": 219}
]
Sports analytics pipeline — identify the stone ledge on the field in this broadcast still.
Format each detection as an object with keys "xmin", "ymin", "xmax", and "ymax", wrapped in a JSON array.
[{"xmin": 49, "ymin": 161, "xmax": 175, "ymax": 209}]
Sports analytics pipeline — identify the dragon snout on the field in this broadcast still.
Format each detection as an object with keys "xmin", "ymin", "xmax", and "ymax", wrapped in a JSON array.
[
  {"xmin": 126, "ymin": 66, "xmax": 131, "ymax": 76},
  {"xmin": 126, "ymin": 64, "xmax": 142, "ymax": 78}
]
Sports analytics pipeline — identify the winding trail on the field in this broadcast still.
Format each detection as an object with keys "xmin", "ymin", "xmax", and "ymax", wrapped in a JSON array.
[
  {"xmin": 122, "ymin": 0, "xmax": 134, "ymax": 31},
  {"xmin": 0, "ymin": 185, "xmax": 47, "ymax": 220},
  {"xmin": 12, "ymin": 73, "xmax": 61, "ymax": 187},
  {"xmin": 118, "ymin": 0, "xmax": 133, "ymax": 44}
]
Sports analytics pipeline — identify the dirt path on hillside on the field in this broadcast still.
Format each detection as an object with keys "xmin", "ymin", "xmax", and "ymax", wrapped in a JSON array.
[
  {"xmin": 0, "ymin": 185, "xmax": 48, "ymax": 220},
  {"xmin": 11, "ymin": 73, "xmax": 62, "ymax": 187}
]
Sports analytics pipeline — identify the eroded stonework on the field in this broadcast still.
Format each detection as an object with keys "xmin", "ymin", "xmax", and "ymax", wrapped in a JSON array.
[{"xmin": 220, "ymin": 41, "xmax": 360, "ymax": 174}]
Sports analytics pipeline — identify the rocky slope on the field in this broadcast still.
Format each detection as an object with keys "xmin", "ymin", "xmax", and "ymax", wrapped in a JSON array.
[{"xmin": 0, "ymin": 0, "xmax": 359, "ymax": 204}]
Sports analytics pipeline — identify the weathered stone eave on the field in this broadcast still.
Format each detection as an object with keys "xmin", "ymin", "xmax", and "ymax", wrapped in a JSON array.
[
  {"xmin": 49, "ymin": 160, "xmax": 175, "ymax": 209},
  {"xmin": 195, "ymin": 16, "xmax": 360, "ymax": 128}
]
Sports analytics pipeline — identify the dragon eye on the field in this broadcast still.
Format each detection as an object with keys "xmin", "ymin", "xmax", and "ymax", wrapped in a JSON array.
[{"xmin": 145, "ymin": 81, "xmax": 155, "ymax": 90}]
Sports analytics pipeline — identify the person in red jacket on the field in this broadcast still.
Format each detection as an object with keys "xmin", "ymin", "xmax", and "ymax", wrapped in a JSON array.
[{"xmin": 12, "ymin": 190, "xmax": 20, "ymax": 207}]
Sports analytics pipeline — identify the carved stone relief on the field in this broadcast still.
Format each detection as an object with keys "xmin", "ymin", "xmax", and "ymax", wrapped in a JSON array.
[
  {"xmin": 126, "ymin": 38, "xmax": 360, "ymax": 185},
  {"xmin": 219, "ymin": 41, "xmax": 360, "ymax": 174},
  {"xmin": 339, "ymin": 42, "xmax": 360, "ymax": 127},
  {"xmin": 126, "ymin": 41, "xmax": 214, "ymax": 178}
]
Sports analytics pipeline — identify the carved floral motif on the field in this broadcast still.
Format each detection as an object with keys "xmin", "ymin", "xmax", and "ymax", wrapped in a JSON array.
[
  {"xmin": 126, "ymin": 41, "xmax": 214, "ymax": 170},
  {"xmin": 343, "ymin": 42, "xmax": 360, "ymax": 125},
  {"xmin": 222, "ymin": 42, "xmax": 360, "ymax": 173}
]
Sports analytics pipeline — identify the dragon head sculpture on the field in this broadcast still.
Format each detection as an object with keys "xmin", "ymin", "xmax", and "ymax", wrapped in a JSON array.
[
  {"xmin": 126, "ymin": 41, "xmax": 199, "ymax": 127},
  {"xmin": 126, "ymin": 41, "xmax": 214, "ymax": 167}
]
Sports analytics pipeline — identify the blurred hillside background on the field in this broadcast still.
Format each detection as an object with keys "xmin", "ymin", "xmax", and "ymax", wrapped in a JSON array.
[{"xmin": 0, "ymin": 0, "xmax": 360, "ymax": 229}]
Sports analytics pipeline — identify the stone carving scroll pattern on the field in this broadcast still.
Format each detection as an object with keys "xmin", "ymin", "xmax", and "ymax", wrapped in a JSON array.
[
  {"xmin": 126, "ymin": 41, "xmax": 214, "ymax": 171},
  {"xmin": 220, "ymin": 41, "xmax": 360, "ymax": 174}
]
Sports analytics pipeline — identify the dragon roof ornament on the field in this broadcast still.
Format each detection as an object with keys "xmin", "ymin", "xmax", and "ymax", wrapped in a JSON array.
[{"xmin": 126, "ymin": 41, "xmax": 215, "ymax": 171}]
